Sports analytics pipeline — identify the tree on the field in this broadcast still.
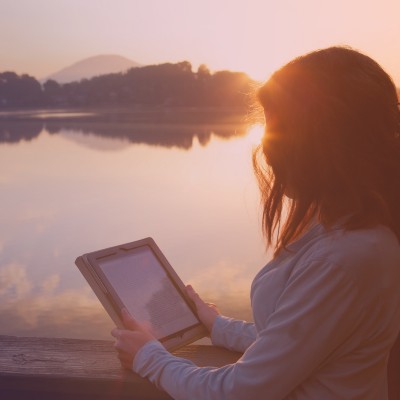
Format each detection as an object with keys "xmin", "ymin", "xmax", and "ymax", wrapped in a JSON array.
[
  {"xmin": 0, "ymin": 72, "xmax": 43, "ymax": 107},
  {"xmin": 0, "ymin": 62, "xmax": 255, "ymax": 108}
]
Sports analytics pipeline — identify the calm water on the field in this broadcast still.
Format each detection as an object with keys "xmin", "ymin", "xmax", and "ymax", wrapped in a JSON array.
[{"xmin": 0, "ymin": 109, "xmax": 271, "ymax": 340}]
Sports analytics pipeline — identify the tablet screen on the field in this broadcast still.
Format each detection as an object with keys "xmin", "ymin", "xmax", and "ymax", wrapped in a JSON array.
[{"xmin": 97, "ymin": 245, "xmax": 199, "ymax": 340}]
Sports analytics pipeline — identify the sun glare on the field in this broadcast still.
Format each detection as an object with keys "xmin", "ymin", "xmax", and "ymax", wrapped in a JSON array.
[{"xmin": 245, "ymin": 123, "xmax": 265, "ymax": 148}]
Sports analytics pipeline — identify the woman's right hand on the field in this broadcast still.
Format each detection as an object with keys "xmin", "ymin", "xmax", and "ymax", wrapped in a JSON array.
[{"xmin": 186, "ymin": 284, "xmax": 220, "ymax": 334}]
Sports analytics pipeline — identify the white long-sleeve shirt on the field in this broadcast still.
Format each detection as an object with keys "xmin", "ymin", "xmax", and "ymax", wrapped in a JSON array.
[{"xmin": 132, "ymin": 223, "xmax": 400, "ymax": 399}]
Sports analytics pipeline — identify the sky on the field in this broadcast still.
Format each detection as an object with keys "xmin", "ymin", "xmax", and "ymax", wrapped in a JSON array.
[{"xmin": 1, "ymin": 0, "xmax": 400, "ymax": 84}]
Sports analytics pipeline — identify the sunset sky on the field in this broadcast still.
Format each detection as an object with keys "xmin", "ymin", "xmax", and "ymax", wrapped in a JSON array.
[{"xmin": 1, "ymin": 0, "xmax": 399, "ymax": 84}]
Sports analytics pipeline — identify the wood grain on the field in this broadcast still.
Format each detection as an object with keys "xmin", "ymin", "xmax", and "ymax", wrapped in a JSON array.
[
  {"xmin": 2, "ymin": 334, "xmax": 397, "ymax": 399},
  {"xmin": 0, "ymin": 335, "xmax": 241, "ymax": 399}
]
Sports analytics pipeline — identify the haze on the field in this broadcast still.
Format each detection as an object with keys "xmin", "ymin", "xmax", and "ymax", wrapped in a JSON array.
[{"xmin": 0, "ymin": 0, "xmax": 399, "ymax": 84}]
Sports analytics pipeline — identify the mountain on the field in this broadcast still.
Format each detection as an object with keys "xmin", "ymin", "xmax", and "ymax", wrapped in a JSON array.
[{"xmin": 42, "ymin": 55, "xmax": 142, "ymax": 84}]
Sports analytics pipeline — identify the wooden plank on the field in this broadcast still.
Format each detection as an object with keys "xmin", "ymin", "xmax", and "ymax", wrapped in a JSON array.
[
  {"xmin": 0, "ymin": 335, "xmax": 241, "ymax": 399},
  {"xmin": 2, "ymin": 334, "xmax": 397, "ymax": 399},
  {"xmin": 388, "ymin": 333, "xmax": 400, "ymax": 400}
]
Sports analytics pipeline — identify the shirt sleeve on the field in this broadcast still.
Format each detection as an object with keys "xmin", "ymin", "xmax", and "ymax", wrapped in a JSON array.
[
  {"xmin": 132, "ymin": 260, "xmax": 365, "ymax": 400},
  {"xmin": 210, "ymin": 315, "xmax": 256, "ymax": 352}
]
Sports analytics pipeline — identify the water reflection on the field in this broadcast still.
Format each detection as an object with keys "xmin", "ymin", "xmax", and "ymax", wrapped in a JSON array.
[
  {"xmin": 0, "ymin": 262, "xmax": 107, "ymax": 338},
  {"xmin": 50, "ymin": 121, "xmax": 247, "ymax": 150},
  {"xmin": 0, "ymin": 259, "xmax": 255, "ymax": 340},
  {"xmin": 0, "ymin": 112, "xmax": 268, "ymax": 340},
  {"xmin": 0, "ymin": 120, "xmax": 43, "ymax": 143},
  {"xmin": 0, "ymin": 109, "xmax": 249, "ymax": 150}
]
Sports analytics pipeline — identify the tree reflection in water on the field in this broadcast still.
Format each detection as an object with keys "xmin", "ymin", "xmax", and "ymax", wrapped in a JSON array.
[{"xmin": 0, "ymin": 109, "xmax": 251, "ymax": 149}]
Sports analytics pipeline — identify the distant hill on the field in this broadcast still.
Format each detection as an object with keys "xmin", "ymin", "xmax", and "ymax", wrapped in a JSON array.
[{"xmin": 42, "ymin": 55, "xmax": 142, "ymax": 84}]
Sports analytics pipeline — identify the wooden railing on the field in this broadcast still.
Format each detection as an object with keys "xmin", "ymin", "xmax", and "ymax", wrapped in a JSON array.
[
  {"xmin": 388, "ymin": 332, "xmax": 400, "ymax": 400},
  {"xmin": 1, "ymin": 334, "xmax": 398, "ymax": 399},
  {"xmin": 0, "ymin": 335, "xmax": 240, "ymax": 399}
]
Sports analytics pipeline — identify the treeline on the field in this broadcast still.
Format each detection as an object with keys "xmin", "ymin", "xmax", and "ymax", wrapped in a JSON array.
[{"xmin": 0, "ymin": 62, "xmax": 256, "ymax": 109}]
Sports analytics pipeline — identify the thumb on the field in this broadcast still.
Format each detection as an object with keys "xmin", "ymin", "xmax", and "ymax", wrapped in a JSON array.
[
  {"xmin": 120, "ymin": 308, "xmax": 141, "ymax": 331},
  {"xmin": 186, "ymin": 285, "xmax": 205, "ymax": 307}
]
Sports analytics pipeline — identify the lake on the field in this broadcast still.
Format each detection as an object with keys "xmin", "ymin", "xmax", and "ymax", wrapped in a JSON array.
[{"xmin": 0, "ymin": 108, "xmax": 271, "ymax": 340}]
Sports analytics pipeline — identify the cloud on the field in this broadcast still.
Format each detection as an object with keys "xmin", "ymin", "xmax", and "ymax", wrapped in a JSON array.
[
  {"xmin": 0, "ymin": 262, "xmax": 32, "ymax": 299},
  {"xmin": 0, "ymin": 259, "xmax": 255, "ymax": 339},
  {"xmin": 13, "ymin": 206, "xmax": 58, "ymax": 235},
  {"xmin": 0, "ymin": 263, "xmax": 113, "ymax": 339},
  {"xmin": 0, "ymin": 285, "xmax": 113, "ymax": 339},
  {"xmin": 187, "ymin": 260, "xmax": 253, "ymax": 321},
  {"xmin": 41, "ymin": 274, "xmax": 60, "ymax": 293}
]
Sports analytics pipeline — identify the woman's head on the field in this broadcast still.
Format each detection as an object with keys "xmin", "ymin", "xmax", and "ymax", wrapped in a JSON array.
[{"xmin": 254, "ymin": 46, "xmax": 400, "ymax": 254}]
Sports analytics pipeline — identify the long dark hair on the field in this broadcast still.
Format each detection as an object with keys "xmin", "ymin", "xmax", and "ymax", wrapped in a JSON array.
[{"xmin": 253, "ymin": 46, "xmax": 400, "ymax": 255}]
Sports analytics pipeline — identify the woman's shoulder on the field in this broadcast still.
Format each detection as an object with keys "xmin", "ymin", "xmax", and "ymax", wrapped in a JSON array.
[
  {"xmin": 314, "ymin": 224, "xmax": 400, "ymax": 265},
  {"xmin": 307, "ymin": 224, "xmax": 400, "ymax": 295}
]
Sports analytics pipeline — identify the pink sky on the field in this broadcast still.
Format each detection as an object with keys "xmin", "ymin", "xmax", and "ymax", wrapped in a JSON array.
[{"xmin": 0, "ymin": 0, "xmax": 399, "ymax": 84}]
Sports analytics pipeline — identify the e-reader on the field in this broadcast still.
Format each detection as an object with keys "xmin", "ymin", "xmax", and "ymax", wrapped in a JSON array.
[{"xmin": 75, "ymin": 237, "xmax": 207, "ymax": 350}]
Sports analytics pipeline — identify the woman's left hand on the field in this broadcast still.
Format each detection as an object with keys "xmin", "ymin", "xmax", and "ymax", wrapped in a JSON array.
[{"xmin": 111, "ymin": 308, "xmax": 156, "ymax": 369}]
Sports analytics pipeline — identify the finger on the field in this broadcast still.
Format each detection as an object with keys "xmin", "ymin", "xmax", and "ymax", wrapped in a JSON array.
[
  {"xmin": 112, "ymin": 328, "xmax": 134, "ymax": 342},
  {"xmin": 186, "ymin": 285, "xmax": 203, "ymax": 304},
  {"xmin": 121, "ymin": 308, "xmax": 141, "ymax": 331},
  {"xmin": 116, "ymin": 348, "xmax": 133, "ymax": 361},
  {"xmin": 111, "ymin": 328, "xmax": 121, "ymax": 338},
  {"xmin": 116, "ymin": 349, "xmax": 130, "ymax": 359},
  {"xmin": 186, "ymin": 284, "xmax": 195, "ymax": 296},
  {"xmin": 113, "ymin": 336, "xmax": 128, "ymax": 351},
  {"xmin": 121, "ymin": 357, "xmax": 133, "ymax": 367},
  {"xmin": 113, "ymin": 339, "xmax": 122, "ymax": 350},
  {"xmin": 117, "ymin": 352, "xmax": 133, "ymax": 369}
]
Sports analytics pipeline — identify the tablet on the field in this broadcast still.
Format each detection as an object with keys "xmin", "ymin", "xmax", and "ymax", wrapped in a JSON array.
[{"xmin": 75, "ymin": 237, "xmax": 207, "ymax": 351}]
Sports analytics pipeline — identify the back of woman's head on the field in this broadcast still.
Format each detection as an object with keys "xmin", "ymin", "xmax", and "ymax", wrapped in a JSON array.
[{"xmin": 254, "ymin": 46, "xmax": 400, "ymax": 254}]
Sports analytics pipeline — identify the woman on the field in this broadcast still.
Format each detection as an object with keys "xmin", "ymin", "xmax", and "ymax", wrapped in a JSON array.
[{"xmin": 112, "ymin": 47, "xmax": 400, "ymax": 399}]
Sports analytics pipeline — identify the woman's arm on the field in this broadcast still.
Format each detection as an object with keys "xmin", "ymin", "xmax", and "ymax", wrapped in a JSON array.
[
  {"xmin": 211, "ymin": 315, "xmax": 256, "ymax": 353},
  {"xmin": 186, "ymin": 285, "xmax": 256, "ymax": 353},
  {"xmin": 130, "ymin": 261, "xmax": 367, "ymax": 400}
]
